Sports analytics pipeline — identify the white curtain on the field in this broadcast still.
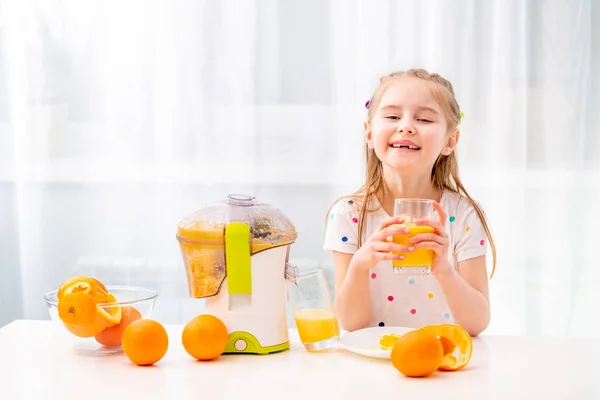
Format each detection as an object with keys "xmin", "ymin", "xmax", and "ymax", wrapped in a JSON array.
[{"xmin": 1, "ymin": 0, "xmax": 598, "ymax": 337}]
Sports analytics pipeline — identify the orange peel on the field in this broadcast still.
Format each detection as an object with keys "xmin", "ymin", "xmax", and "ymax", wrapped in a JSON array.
[{"xmin": 421, "ymin": 324, "xmax": 473, "ymax": 371}]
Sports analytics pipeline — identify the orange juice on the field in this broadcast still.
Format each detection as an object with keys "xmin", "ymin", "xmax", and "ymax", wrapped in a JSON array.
[
  {"xmin": 294, "ymin": 309, "xmax": 340, "ymax": 346},
  {"xmin": 392, "ymin": 225, "xmax": 435, "ymax": 268}
]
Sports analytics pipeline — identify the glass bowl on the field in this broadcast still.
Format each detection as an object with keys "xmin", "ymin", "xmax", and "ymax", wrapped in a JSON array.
[{"xmin": 44, "ymin": 285, "xmax": 158, "ymax": 355}]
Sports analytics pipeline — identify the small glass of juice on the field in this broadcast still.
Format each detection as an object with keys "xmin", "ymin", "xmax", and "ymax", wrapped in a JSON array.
[
  {"xmin": 392, "ymin": 198, "xmax": 436, "ymax": 275},
  {"xmin": 288, "ymin": 269, "xmax": 340, "ymax": 352}
]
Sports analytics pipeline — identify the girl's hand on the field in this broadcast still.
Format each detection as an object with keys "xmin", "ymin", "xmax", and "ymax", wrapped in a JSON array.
[
  {"xmin": 409, "ymin": 201, "xmax": 454, "ymax": 278},
  {"xmin": 350, "ymin": 216, "xmax": 411, "ymax": 273}
]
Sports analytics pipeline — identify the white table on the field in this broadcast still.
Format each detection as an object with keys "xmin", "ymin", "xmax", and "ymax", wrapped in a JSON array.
[{"xmin": 1, "ymin": 320, "xmax": 599, "ymax": 399}]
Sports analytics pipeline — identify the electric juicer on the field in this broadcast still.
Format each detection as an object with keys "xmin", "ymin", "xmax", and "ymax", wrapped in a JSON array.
[{"xmin": 176, "ymin": 193, "xmax": 298, "ymax": 355}]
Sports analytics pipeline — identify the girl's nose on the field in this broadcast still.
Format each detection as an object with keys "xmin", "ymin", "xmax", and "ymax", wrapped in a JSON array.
[{"xmin": 396, "ymin": 124, "xmax": 415, "ymax": 135}]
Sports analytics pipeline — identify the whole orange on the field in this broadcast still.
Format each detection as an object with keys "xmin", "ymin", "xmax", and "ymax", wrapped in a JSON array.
[
  {"xmin": 58, "ymin": 292, "xmax": 97, "ymax": 327},
  {"xmin": 95, "ymin": 307, "xmax": 142, "ymax": 347},
  {"xmin": 182, "ymin": 314, "xmax": 229, "ymax": 361},
  {"xmin": 122, "ymin": 319, "xmax": 169, "ymax": 366},
  {"xmin": 391, "ymin": 329, "xmax": 444, "ymax": 378},
  {"xmin": 63, "ymin": 308, "xmax": 109, "ymax": 338}
]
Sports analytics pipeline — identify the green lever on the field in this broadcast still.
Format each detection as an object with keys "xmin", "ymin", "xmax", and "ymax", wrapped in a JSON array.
[{"xmin": 225, "ymin": 222, "xmax": 252, "ymax": 295}]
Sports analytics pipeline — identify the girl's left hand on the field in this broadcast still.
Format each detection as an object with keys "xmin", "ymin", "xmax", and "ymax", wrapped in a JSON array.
[{"xmin": 409, "ymin": 201, "xmax": 454, "ymax": 278}]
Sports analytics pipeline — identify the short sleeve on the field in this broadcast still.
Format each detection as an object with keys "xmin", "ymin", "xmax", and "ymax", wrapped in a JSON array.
[
  {"xmin": 323, "ymin": 199, "xmax": 360, "ymax": 254},
  {"xmin": 453, "ymin": 200, "xmax": 489, "ymax": 262}
]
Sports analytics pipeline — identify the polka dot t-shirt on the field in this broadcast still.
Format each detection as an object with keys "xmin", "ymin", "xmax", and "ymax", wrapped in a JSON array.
[{"xmin": 323, "ymin": 191, "xmax": 488, "ymax": 329}]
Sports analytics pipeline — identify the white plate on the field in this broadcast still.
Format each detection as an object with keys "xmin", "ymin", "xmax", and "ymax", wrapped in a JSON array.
[{"xmin": 339, "ymin": 326, "xmax": 413, "ymax": 359}]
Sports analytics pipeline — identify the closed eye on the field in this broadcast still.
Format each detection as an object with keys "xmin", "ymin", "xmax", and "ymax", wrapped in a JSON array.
[
  {"xmin": 417, "ymin": 118, "xmax": 433, "ymax": 123},
  {"xmin": 385, "ymin": 115, "xmax": 400, "ymax": 120}
]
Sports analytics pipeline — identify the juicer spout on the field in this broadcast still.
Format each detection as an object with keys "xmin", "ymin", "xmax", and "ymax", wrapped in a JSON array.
[{"xmin": 285, "ymin": 262, "xmax": 299, "ymax": 285}]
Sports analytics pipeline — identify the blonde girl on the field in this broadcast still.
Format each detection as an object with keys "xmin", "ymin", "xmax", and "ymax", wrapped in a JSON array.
[{"xmin": 324, "ymin": 69, "xmax": 496, "ymax": 336}]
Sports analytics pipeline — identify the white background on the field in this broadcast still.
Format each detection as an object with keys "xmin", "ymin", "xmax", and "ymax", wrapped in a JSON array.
[{"xmin": 1, "ymin": 0, "xmax": 598, "ymax": 338}]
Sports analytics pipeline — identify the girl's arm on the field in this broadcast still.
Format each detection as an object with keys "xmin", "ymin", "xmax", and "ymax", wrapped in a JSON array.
[
  {"xmin": 332, "ymin": 251, "xmax": 372, "ymax": 331},
  {"xmin": 436, "ymin": 255, "xmax": 490, "ymax": 336},
  {"xmin": 331, "ymin": 216, "xmax": 408, "ymax": 332},
  {"xmin": 411, "ymin": 200, "xmax": 491, "ymax": 337}
]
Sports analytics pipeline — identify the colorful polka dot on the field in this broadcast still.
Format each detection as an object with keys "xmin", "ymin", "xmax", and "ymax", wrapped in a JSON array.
[
  {"xmin": 352, "ymin": 217, "xmax": 358, "ymax": 223},
  {"xmin": 388, "ymin": 296, "xmax": 394, "ymax": 302},
  {"xmin": 449, "ymin": 216, "xmax": 456, "ymax": 222},
  {"xmin": 466, "ymin": 226, "xmax": 470, "ymax": 232},
  {"xmin": 427, "ymin": 293, "xmax": 434, "ymax": 299},
  {"xmin": 341, "ymin": 236, "xmax": 348, "ymax": 242},
  {"xmin": 451, "ymin": 252, "xmax": 455, "ymax": 257},
  {"xmin": 371, "ymin": 273, "xmax": 377, "ymax": 279},
  {"xmin": 378, "ymin": 321, "xmax": 385, "ymax": 327},
  {"xmin": 348, "ymin": 200, "xmax": 354, "ymax": 204},
  {"xmin": 330, "ymin": 213, "xmax": 334, "ymax": 219},
  {"xmin": 410, "ymin": 309, "xmax": 417, "ymax": 315},
  {"xmin": 409, "ymin": 278, "xmax": 415, "ymax": 284},
  {"xmin": 444, "ymin": 313, "xmax": 450, "ymax": 319},
  {"xmin": 480, "ymin": 239, "xmax": 485, "ymax": 246}
]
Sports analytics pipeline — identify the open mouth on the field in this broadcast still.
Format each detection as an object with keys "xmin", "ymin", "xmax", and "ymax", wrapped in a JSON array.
[{"xmin": 389, "ymin": 144, "xmax": 421, "ymax": 151}]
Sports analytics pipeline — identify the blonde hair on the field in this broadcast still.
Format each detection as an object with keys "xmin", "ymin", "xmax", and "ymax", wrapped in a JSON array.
[{"xmin": 328, "ymin": 68, "xmax": 497, "ymax": 278}]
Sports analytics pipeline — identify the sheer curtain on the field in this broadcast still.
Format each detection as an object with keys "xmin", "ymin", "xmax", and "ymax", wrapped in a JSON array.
[{"xmin": 1, "ymin": 0, "xmax": 598, "ymax": 337}]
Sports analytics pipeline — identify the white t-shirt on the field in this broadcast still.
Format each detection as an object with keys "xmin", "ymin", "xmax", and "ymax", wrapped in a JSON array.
[{"xmin": 323, "ymin": 190, "xmax": 488, "ymax": 329}]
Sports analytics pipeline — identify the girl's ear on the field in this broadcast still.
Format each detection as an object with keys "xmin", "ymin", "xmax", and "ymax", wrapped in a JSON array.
[
  {"xmin": 442, "ymin": 129, "xmax": 460, "ymax": 155},
  {"xmin": 364, "ymin": 121, "xmax": 374, "ymax": 149}
]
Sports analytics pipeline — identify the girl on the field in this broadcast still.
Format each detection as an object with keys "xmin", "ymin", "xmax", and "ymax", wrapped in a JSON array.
[{"xmin": 324, "ymin": 69, "xmax": 496, "ymax": 337}]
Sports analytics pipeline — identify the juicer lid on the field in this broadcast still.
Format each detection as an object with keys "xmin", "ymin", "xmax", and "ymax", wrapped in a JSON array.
[{"xmin": 176, "ymin": 193, "xmax": 298, "ymax": 249}]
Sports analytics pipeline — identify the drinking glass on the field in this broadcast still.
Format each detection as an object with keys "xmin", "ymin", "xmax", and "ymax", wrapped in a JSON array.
[
  {"xmin": 288, "ymin": 270, "xmax": 340, "ymax": 352},
  {"xmin": 392, "ymin": 198, "xmax": 435, "ymax": 275}
]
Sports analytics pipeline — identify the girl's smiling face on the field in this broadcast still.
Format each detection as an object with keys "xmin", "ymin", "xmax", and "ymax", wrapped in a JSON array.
[{"xmin": 365, "ymin": 76, "xmax": 458, "ymax": 174}]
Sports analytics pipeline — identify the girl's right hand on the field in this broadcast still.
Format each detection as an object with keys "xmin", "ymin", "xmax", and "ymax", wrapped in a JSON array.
[{"xmin": 349, "ymin": 216, "xmax": 413, "ymax": 272}]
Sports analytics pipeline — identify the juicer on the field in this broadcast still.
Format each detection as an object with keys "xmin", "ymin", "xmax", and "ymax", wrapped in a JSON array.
[{"xmin": 176, "ymin": 194, "xmax": 298, "ymax": 354}]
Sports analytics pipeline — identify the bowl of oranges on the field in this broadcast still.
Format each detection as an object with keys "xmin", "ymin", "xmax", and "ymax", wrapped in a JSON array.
[{"xmin": 44, "ymin": 275, "xmax": 158, "ymax": 355}]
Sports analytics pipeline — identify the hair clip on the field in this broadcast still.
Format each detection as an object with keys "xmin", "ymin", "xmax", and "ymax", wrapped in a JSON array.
[{"xmin": 365, "ymin": 100, "xmax": 370, "ymax": 109}]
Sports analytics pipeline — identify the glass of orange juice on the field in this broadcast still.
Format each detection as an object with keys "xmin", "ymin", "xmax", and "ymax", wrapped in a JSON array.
[
  {"xmin": 288, "ymin": 269, "xmax": 340, "ymax": 352},
  {"xmin": 392, "ymin": 198, "xmax": 436, "ymax": 275}
]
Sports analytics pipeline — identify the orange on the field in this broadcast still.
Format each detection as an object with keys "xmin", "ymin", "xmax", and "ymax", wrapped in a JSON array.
[
  {"xmin": 390, "ymin": 329, "xmax": 444, "ymax": 378},
  {"xmin": 63, "ymin": 311, "xmax": 108, "ymax": 338},
  {"xmin": 58, "ymin": 292, "xmax": 97, "ymax": 327},
  {"xmin": 58, "ymin": 275, "xmax": 108, "ymax": 303},
  {"xmin": 181, "ymin": 314, "xmax": 229, "ymax": 361},
  {"xmin": 60, "ymin": 293, "xmax": 122, "ymax": 337},
  {"xmin": 96, "ymin": 293, "xmax": 122, "ymax": 326},
  {"xmin": 421, "ymin": 324, "xmax": 473, "ymax": 371},
  {"xmin": 95, "ymin": 307, "xmax": 142, "ymax": 347},
  {"xmin": 438, "ymin": 335, "xmax": 457, "ymax": 356},
  {"xmin": 122, "ymin": 319, "xmax": 169, "ymax": 366}
]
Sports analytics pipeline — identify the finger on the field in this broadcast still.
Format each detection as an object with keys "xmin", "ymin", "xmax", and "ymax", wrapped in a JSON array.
[
  {"xmin": 377, "ymin": 216, "xmax": 405, "ymax": 231},
  {"xmin": 414, "ymin": 218, "xmax": 447, "ymax": 237},
  {"xmin": 377, "ymin": 252, "xmax": 405, "ymax": 261},
  {"xmin": 377, "ymin": 225, "xmax": 410, "ymax": 241},
  {"xmin": 414, "ymin": 241, "xmax": 445, "ymax": 255},
  {"xmin": 432, "ymin": 201, "xmax": 447, "ymax": 228},
  {"xmin": 408, "ymin": 233, "xmax": 448, "ymax": 245},
  {"xmin": 374, "ymin": 242, "xmax": 414, "ymax": 254}
]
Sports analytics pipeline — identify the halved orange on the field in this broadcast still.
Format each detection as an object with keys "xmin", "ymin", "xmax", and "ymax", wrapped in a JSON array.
[
  {"xmin": 97, "ymin": 293, "xmax": 122, "ymax": 326},
  {"xmin": 58, "ymin": 275, "xmax": 108, "ymax": 303},
  {"xmin": 58, "ymin": 292, "xmax": 97, "ymax": 327},
  {"xmin": 421, "ymin": 324, "xmax": 472, "ymax": 371},
  {"xmin": 438, "ymin": 335, "xmax": 457, "ymax": 356}
]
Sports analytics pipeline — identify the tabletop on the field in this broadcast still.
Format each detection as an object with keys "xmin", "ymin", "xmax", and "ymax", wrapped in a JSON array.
[{"xmin": 1, "ymin": 320, "xmax": 599, "ymax": 399}]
